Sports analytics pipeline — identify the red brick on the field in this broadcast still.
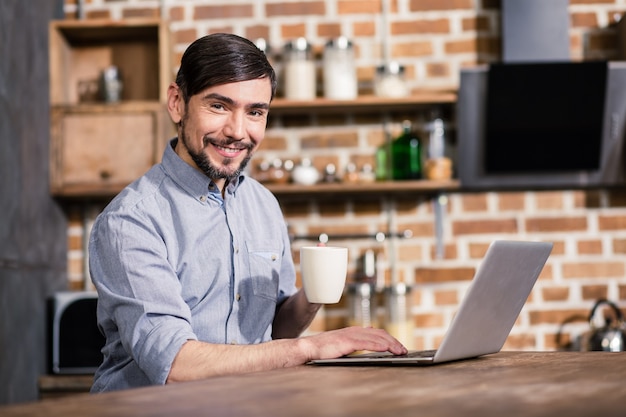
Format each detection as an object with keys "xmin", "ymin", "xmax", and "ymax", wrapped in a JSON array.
[
  {"xmin": 317, "ymin": 23, "xmax": 342, "ymax": 38},
  {"xmin": 498, "ymin": 192, "xmax": 525, "ymax": 211},
  {"xmin": 425, "ymin": 62, "xmax": 450, "ymax": 78},
  {"xmin": 429, "ymin": 243, "xmax": 457, "ymax": 260},
  {"xmin": 399, "ymin": 221, "xmax": 434, "ymax": 238},
  {"xmin": 434, "ymin": 289, "xmax": 458, "ymax": 305},
  {"xmin": 353, "ymin": 21, "xmax": 376, "ymax": 36},
  {"xmin": 414, "ymin": 266, "xmax": 474, "ymax": 283},
  {"xmin": 542, "ymin": 286, "xmax": 570, "ymax": 301},
  {"xmin": 503, "ymin": 333, "xmax": 536, "ymax": 350},
  {"xmin": 392, "ymin": 41, "xmax": 433, "ymax": 57},
  {"xmin": 614, "ymin": 238, "xmax": 626, "ymax": 254},
  {"xmin": 468, "ymin": 242, "xmax": 491, "ymax": 259},
  {"xmin": 535, "ymin": 191, "xmax": 566, "ymax": 210},
  {"xmin": 398, "ymin": 244, "xmax": 424, "ymax": 262},
  {"xmin": 86, "ymin": 10, "xmax": 111, "ymax": 19},
  {"xmin": 577, "ymin": 239, "xmax": 603, "ymax": 255},
  {"xmin": 260, "ymin": 135, "xmax": 288, "ymax": 151},
  {"xmin": 194, "ymin": 4, "xmax": 253, "ymax": 19},
  {"xmin": 168, "ymin": 6, "xmax": 184, "ymax": 21},
  {"xmin": 301, "ymin": 131, "xmax": 359, "ymax": 149},
  {"xmin": 562, "ymin": 261, "xmax": 625, "ymax": 279},
  {"xmin": 280, "ymin": 23, "xmax": 306, "ymax": 39},
  {"xmin": 338, "ymin": 0, "xmax": 385, "ymax": 14},
  {"xmin": 409, "ymin": 0, "xmax": 473, "ymax": 11},
  {"xmin": 414, "ymin": 312, "xmax": 445, "ymax": 328},
  {"xmin": 452, "ymin": 219, "xmax": 518, "ymax": 235},
  {"xmin": 529, "ymin": 309, "xmax": 589, "ymax": 325},
  {"xmin": 266, "ymin": 1, "xmax": 325, "ymax": 17},
  {"xmin": 121, "ymin": 8, "xmax": 159, "ymax": 19},
  {"xmin": 444, "ymin": 39, "xmax": 477, "ymax": 54},
  {"xmin": 581, "ymin": 285, "xmax": 608, "ymax": 300},
  {"xmin": 174, "ymin": 28, "xmax": 198, "ymax": 45},
  {"xmin": 599, "ymin": 214, "xmax": 626, "ymax": 230},
  {"xmin": 245, "ymin": 25, "xmax": 270, "ymax": 41},
  {"xmin": 525, "ymin": 217, "xmax": 587, "ymax": 233},
  {"xmin": 392, "ymin": 18, "xmax": 450, "ymax": 35},
  {"xmin": 572, "ymin": 12, "xmax": 599, "ymax": 28},
  {"xmin": 460, "ymin": 193, "xmax": 488, "ymax": 211}
]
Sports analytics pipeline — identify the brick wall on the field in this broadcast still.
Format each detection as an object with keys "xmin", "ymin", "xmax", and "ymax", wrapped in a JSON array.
[{"xmin": 62, "ymin": 0, "xmax": 626, "ymax": 351}]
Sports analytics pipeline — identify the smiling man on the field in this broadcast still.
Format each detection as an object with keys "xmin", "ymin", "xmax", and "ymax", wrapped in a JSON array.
[{"xmin": 88, "ymin": 33, "xmax": 406, "ymax": 392}]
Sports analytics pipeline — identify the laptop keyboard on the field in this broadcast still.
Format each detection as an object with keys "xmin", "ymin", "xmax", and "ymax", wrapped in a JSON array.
[
  {"xmin": 398, "ymin": 349, "xmax": 437, "ymax": 358},
  {"xmin": 350, "ymin": 349, "xmax": 437, "ymax": 359}
]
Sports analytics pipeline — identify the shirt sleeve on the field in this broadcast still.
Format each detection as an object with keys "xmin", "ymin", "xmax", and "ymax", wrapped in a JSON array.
[{"xmin": 89, "ymin": 209, "xmax": 198, "ymax": 385}]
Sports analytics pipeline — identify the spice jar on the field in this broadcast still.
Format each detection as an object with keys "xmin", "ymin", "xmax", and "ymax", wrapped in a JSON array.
[
  {"xmin": 374, "ymin": 62, "xmax": 408, "ymax": 98},
  {"xmin": 424, "ymin": 115, "xmax": 453, "ymax": 180},
  {"xmin": 323, "ymin": 37, "xmax": 357, "ymax": 100},
  {"xmin": 383, "ymin": 283, "xmax": 415, "ymax": 349},
  {"xmin": 283, "ymin": 38, "xmax": 316, "ymax": 100}
]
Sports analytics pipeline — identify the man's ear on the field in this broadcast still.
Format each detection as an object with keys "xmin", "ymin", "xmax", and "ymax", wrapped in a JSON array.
[{"xmin": 166, "ymin": 82, "xmax": 184, "ymax": 125}]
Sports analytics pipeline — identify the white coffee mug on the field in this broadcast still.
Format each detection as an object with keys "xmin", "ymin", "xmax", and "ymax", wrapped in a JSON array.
[{"xmin": 300, "ymin": 246, "xmax": 348, "ymax": 304}]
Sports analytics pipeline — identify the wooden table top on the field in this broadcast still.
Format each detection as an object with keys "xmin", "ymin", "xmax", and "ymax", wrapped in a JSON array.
[{"xmin": 3, "ymin": 351, "xmax": 626, "ymax": 417}]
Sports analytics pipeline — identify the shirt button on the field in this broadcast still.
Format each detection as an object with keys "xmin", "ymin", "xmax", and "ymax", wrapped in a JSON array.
[
  {"xmin": 236, "ymin": 293, "xmax": 241, "ymax": 301},
  {"xmin": 199, "ymin": 195, "xmax": 207, "ymax": 202}
]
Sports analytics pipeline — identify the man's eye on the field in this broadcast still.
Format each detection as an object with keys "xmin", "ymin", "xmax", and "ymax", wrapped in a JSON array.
[{"xmin": 211, "ymin": 103, "xmax": 225, "ymax": 110}]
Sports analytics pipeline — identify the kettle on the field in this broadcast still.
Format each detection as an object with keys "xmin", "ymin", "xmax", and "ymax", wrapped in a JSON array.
[{"xmin": 583, "ymin": 299, "xmax": 626, "ymax": 352}]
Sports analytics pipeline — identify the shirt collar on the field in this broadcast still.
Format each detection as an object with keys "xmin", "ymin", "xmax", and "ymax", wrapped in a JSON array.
[{"xmin": 161, "ymin": 138, "xmax": 246, "ymax": 198}]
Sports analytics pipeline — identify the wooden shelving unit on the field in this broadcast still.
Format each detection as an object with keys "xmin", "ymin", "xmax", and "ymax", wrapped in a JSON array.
[
  {"xmin": 265, "ymin": 179, "xmax": 459, "ymax": 198},
  {"xmin": 269, "ymin": 92, "xmax": 456, "ymax": 115}
]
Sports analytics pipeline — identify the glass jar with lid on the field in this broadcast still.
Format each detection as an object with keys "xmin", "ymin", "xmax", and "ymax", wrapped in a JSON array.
[
  {"xmin": 323, "ymin": 36, "xmax": 357, "ymax": 100},
  {"xmin": 383, "ymin": 283, "xmax": 415, "ymax": 349},
  {"xmin": 374, "ymin": 61, "xmax": 408, "ymax": 98},
  {"xmin": 283, "ymin": 38, "xmax": 316, "ymax": 100}
]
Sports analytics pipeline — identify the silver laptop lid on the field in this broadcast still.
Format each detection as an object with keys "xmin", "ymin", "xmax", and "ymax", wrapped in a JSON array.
[{"xmin": 433, "ymin": 240, "xmax": 553, "ymax": 363}]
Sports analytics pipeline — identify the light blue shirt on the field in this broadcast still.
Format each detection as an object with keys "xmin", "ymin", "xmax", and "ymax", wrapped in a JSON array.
[{"xmin": 89, "ymin": 139, "xmax": 297, "ymax": 392}]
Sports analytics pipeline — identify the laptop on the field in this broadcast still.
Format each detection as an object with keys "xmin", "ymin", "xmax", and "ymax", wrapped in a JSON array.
[{"xmin": 309, "ymin": 240, "xmax": 553, "ymax": 366}]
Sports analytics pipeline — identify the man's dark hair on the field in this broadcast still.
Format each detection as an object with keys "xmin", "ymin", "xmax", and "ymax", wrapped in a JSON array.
[{"xmin": 175, "ymin": 33, "xmax": 277, "ymax": 103}]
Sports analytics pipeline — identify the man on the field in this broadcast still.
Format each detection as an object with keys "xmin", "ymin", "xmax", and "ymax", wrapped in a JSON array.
[{"xmin": 88, "ymin": 33, "xmax": 407, "ymax": 392}]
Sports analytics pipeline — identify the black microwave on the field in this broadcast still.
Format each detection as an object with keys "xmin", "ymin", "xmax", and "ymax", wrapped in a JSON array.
[{"xmin": 48, "ymin": 291, "xmax": 105, "ymax": 374}]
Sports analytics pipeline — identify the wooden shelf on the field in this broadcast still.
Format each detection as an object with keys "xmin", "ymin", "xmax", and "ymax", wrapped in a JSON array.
[
  {"xmin": 269, "ymin": 91, "xmax": 456, "ymax": 115},
  {"xmin": 265, "ymin": 179, "xmax": 460, "ymax": 197}
]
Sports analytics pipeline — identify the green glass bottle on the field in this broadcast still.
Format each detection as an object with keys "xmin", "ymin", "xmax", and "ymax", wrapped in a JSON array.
[{"xmin": 391, "ymin": 120, "xmax": 422, "ymax": 180}]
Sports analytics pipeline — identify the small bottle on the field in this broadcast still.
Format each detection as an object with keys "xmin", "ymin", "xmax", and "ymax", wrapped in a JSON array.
[
  {"xmin": 283, "ymin": 38, "xmax": 316, "ymax": 100},
  {"xmin": 424, "ymin": 113, "xmax": 453, "ymax": 180},
  {"xmin": 391, "ymin": 120, "xmax": 422, "ymax": 180},
  {"xmin": 375, "ymin": 133, "xmax": 391, "ymax": 181}
]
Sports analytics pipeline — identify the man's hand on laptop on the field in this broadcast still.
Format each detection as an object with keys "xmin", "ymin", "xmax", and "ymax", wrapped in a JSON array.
[{"xmin": 300, "ymin": 326, "xmax": 408, "ymax": 360}]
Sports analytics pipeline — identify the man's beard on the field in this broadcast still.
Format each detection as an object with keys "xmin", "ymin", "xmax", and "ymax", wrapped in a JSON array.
[{"xmin": 180, "ymin": 120, "xmax": 253, "ymax": 181}]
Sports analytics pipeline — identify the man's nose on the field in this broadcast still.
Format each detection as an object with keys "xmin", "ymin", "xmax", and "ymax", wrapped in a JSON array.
[{"xmin": 223, "ymin": 111, "xmax": 245, "ymax": 140}]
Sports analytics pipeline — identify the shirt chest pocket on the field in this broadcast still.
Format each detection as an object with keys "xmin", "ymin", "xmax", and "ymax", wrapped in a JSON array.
[{"xmin": 246, "ymin": 240, "xmax": 281, "ymax": 301}]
